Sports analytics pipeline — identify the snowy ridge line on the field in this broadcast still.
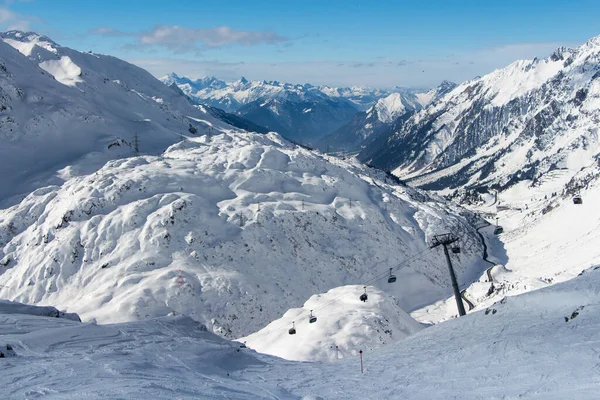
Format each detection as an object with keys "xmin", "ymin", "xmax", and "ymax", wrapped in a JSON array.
[{"xmin": 240, "ymin": 243, "xmax": 439, "ymax": 340}]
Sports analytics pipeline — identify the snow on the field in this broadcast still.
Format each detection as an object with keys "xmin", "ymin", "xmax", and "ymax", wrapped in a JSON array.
[
  {"xmin": 2, "ymin": 265, "xmax": 600, "ymax": 398},
  {"xmin": 0, "ymin": 30, "xmax": 234, "ymax": 207},
  {"xmin": 39, "ymin": 56, "xmax": 83, "ymax": 87},
  {"xmin": 2, "ymin": 37, "xmax": 36, "ymax": 56},
  {"xmin": 412, "ymin": 156, "xmax": 600, "ymax": 325},
  {"xmin": 0, "ymin": 129, "xmax": 484, "ymax": 339},
  {"xmin": 241, "ymin": 285, "xmax": 423, "ymax": 361},
  {"xmin": 486, "ymin": 58, "xmax": 563, "ymax": 107},
  {"xmin": 371, "ymin": 92, "xmax": 406, "ymax": 123},
  {"xmin": 414, "ymin": 91, "xmax": 434, "ymax": 106},
  {"xmin": 382, "ymin": 36, "xmax": 600, "ymax": 196}
]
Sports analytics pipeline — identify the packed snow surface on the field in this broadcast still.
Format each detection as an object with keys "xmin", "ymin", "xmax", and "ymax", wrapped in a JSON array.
[{"xmin": 2, "ymin": 265, "xmax": 600, "ymax": 398}]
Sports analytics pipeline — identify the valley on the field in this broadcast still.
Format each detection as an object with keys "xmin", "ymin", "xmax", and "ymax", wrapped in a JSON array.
[{"xmin": 0, "ymin": 10, "xmax": 599, "ymax": 398}]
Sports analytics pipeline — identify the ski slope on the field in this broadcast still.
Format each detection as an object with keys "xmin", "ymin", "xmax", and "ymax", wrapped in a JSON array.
[{"xmin": 2, "ymin": 265, "xmax": 600, "ymax": 399}]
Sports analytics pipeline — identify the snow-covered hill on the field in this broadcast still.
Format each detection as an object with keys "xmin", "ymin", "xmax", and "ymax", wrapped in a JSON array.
[
  {"xmin": 0, "ymin": 31, "xmax": 241, "ymax": 207},
  {"xmin": 0, "ymin": 129, "xmax": 485, "ymax": 339},
  {"xmin": 359, "ymin": 36, "xmax": 600, "ymax": 200},
  {"xmin": 241, "ymin": 285, "xmax": 423, "ymax": 361},
  {"xmin": 318, "ymin": 82, "xmax": 456, "ymax": 153},
  {"xmin": 2, "ymin": 264, "xmax": 600, "ymax": 398}
]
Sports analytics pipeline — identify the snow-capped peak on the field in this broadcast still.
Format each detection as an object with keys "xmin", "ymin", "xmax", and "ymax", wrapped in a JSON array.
[
  {"xmin": 1, "ymin": 30, "xmax": 59, "ymax": 57},
  {"xmin": 370, "ymin": 92, "xmax": 407, "ymax": 123}
]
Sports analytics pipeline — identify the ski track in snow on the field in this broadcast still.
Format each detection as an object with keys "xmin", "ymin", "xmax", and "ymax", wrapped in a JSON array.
[{"xmin": 2, "ymin": 266, "xmax": 600, "ymax": 399}]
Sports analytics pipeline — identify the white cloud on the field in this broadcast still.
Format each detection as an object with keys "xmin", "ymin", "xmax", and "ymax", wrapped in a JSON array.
[
  {"xmin": 0, "ymin": 5, "xmax": 36, "ymax": 31},
  {"xmin": 127, "ymin": 40, "xmax": 578, "ymax": 88},
  {"xmin": 91, "ymin": 24, "xmax": 288, "ymax": 54},
  {"xmin": 89, "ymin": 27, "xmax": 129, "ymax": 37},
  {"xmin": 140, "ymin": 25, "xmax": 287, "ymax": 48}
]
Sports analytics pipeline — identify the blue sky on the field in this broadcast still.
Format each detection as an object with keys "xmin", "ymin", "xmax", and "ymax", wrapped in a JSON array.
[{"xmin": 2, "ymin": 0, "xmax": 600, "ymax": 87}]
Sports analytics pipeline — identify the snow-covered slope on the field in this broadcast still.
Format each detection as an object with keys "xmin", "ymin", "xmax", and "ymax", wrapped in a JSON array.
[
  {"xmin": 0, "ymin": 129, "xmax": 485, "ymax": 339},
  {"xmin": 412, "ymin": 153, "xmax": 600, "ymax": 326},
  {"xmin": 318, "ymin": 82, "xmax": 456, "ymax": 153},
  {"xmin": 372, "ymin": 92, "xmax": 413, "ymax": 123},
  {"xmin": 0, "ymin": 31, "xmax": 238, "ymax": 207},
  {"xmin": 241, "ymin": 285, "xmax": 423, "ymax": 361},
  {"xmin": 360, "ymin": 36, "xmax": 600, "ymax": 200},
  {"xmin": 2, "ymin": 265, "xmax": 600, "ymax": 398}
]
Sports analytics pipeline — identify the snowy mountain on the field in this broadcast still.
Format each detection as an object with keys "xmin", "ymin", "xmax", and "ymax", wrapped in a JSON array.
[
  {"xmin": 0, "ymin": 129, "xmax": 486, "ymax": 339},
  {"xmin": 161, "ymin": 73, "xmax": 398, "ymax": 113},
  {"xmin": 319, "ymin": 85, "xmax": 398, "ymax": 110},
  {"xmin": 2, "ymin": 264, "xmax": 600, "ymax": 398},
  {"xmin": 0, "ymin": 31, "xmax": 242, "ymax": 207},
  {"xmin": 359, "ymin": 36, "xmax": 600, "ymax": 200},
  {"xmin": 318, "ymin": 82, "xmax": 456, "ymax": 153},
  {"xmin": 235, "ymin": 93, "xmax": 358, "ymax": 144},
  {"xmin": 162, "ymin": 73, "xmax": 361, "ymax": 144}
]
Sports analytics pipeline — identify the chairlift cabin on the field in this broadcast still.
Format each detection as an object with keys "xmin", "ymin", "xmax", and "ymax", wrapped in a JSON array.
[
  {"xmin": 309, "ymin": 310, "xmax": 317, "ymax": 324},
  {"xmin": 452, "ymin": 246, "xmax": 461, "ymax": 254},
  {"xmin": 387, "ymin": 268, "xmax": 397, "ymax": 283},
  {"xmin": 494, "ymin": 226, "xmax": 504, "ymax": 235},
  {"xmin": 360, "ymin": 286, "xmax": 368, "ymax": 302},
  {"xmin": 573, "ymin": 195, "xmax": 583, "ymax": 205},
  {"xmin": 288, "ymin": 321, "xmax": 296, "ymax": 335}
]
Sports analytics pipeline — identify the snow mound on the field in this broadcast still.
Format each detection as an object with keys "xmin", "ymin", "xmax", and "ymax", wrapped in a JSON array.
[
  {"xmin": 39, "ymin": 56, "xmax": 82, "ymax": 87},
  {"xmin": 0, "ymin": 130, "xmax": 484, "ymax": 339},
  {"xmin": 241, "ymin": 285, "xmax": 423, "ymax": 361}
]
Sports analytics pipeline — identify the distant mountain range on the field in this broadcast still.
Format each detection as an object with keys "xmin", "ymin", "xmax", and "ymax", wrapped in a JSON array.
[
  {"xmin": 317, "ymin": 81, "xmax": 457, "ymax": 153},
  {"xmin": 161, "ymin": 73, "xmax": 441, "ymax": 145}
]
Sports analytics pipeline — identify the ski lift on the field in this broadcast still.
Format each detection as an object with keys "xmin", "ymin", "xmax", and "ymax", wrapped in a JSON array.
[
  {"xmin": 360, "ymin": 286, "xmax": 368, "ymax": 302},
  {"xmin": 452, "ymin": 245, "xmax": 461, "ymax": 254},
  {"xmin": 309, "ymin": 310, "xmax": 317, "ymax": 324},
  {"xmin": 573, "ymin": 195, "xmax": 583, "ymax": 205},
  {"xmin": 494, "ymin": 226, "xmax": 504, "ymax": 235},
  {"xmin": 387, "ymin": 268, "xmax": 397, "ymax": 283},
  {"xmin": 288, "ymin": 321, "xmax": 296, "ymax": 335}
]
